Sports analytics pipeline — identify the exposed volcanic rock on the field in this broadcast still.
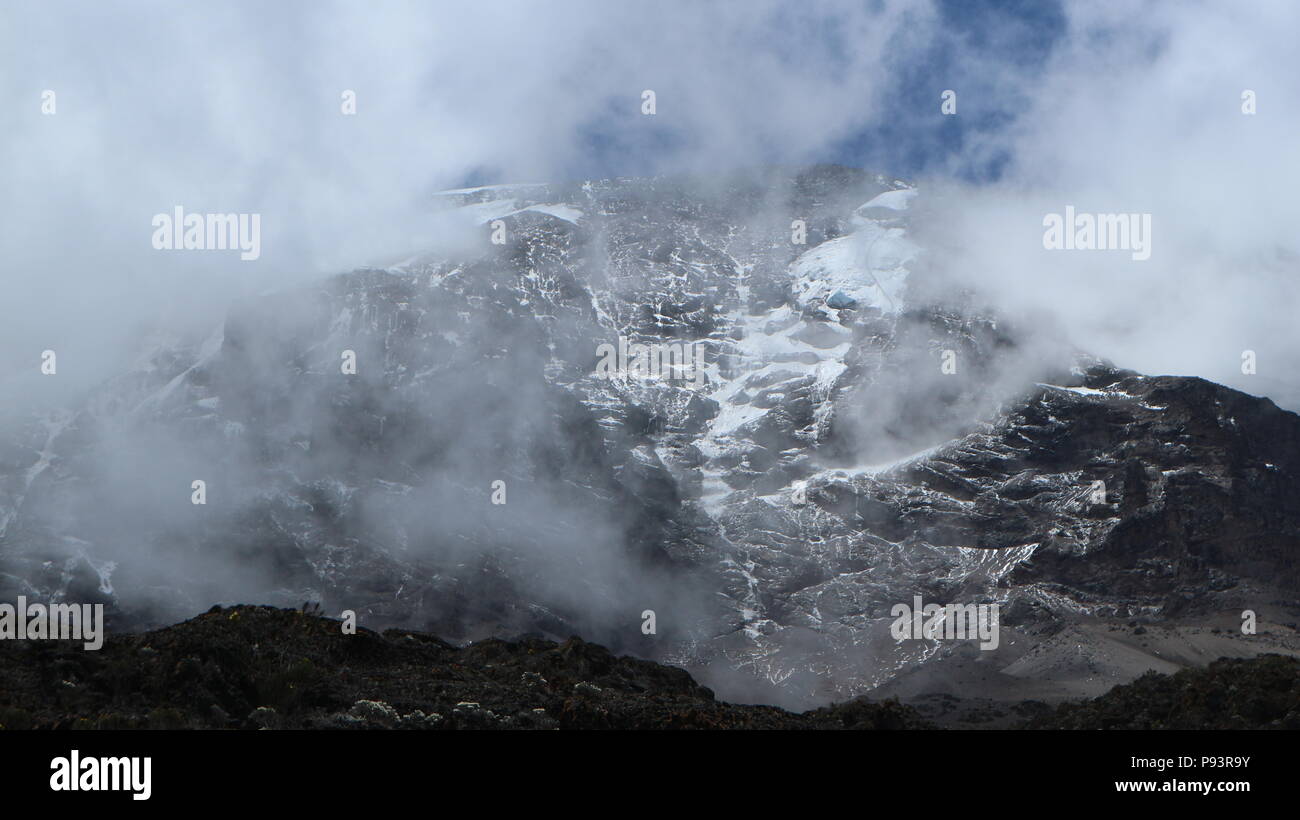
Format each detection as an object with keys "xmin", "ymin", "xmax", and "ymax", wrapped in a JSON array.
[
  {"xmin": 2, "ymin": 165, "xmax": 1298, "ymax": 709},
  {"xmin": 1026, "ymin": 654, "xmax": 1300, "ymax": 730},
  {"xmin": 1, "ymin": 605, "xmax": 1294, "ymax": 730},
  {"xmin": 0, "ymin": 606, "xmax": 926, "ymax": 730}
]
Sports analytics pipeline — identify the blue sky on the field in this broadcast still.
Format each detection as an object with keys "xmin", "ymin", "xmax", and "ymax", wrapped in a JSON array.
[
  {"xmin": 547, "ymin": 0, "xmax": 1068, "ymax": 187},
  {"xmin": 834, "ymin": 0, "xmax": 1066, "ymax": 181}
]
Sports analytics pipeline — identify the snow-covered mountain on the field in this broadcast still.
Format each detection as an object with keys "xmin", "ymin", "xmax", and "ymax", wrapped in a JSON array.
[{"xmin": 3, "ymin": 165, "xmax": 1298, "ymax": 709}]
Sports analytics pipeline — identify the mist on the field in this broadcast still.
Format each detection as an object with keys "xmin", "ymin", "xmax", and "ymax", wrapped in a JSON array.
[
  {"xmin": 1, "ymin": 0, "xmax": 930, "ymax": 404},
  {"xmin": 909, "ymin": 0, "xmax": 1300, "ymax": 408}
]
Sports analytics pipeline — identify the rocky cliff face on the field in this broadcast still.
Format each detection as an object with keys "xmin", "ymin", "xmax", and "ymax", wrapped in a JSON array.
[{"xmin": 2, "ymin": 166, "xmax": 1298, "ymax": 709}]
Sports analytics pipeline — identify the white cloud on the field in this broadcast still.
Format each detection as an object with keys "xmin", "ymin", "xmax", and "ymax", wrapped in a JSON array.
[
  {"xmin": 0, "ymin": 0, "xmax": 930, "ymax": 394},
  {"xmin": 917, "ymin": 0, "xmax": 1300, "ymax": 406}
]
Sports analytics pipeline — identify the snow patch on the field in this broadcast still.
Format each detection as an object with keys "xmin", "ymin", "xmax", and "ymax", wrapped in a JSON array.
[
  {"xmin": 856, "ymin": 188, "xmax": 917, "ymax": 213},
  {"xmin": 790, "ymin": 222, "xmax": 915, "ymax": 315},
  {"xmin": 520, "ymin": 203, "xmax": 583, "ymax": 223}
]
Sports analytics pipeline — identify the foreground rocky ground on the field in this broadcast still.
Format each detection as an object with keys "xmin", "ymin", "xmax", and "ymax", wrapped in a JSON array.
[
  {"xmin": 0, "ymin": 605, "xmax": 1296, "ymax": 730},
  {"xmin": 1027, "ymin": 654, "xmax": 1300, "ymax": 730},
  {"xmin": 0, "ymin": 606, "xmax": 923, "ymax": 729}
]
